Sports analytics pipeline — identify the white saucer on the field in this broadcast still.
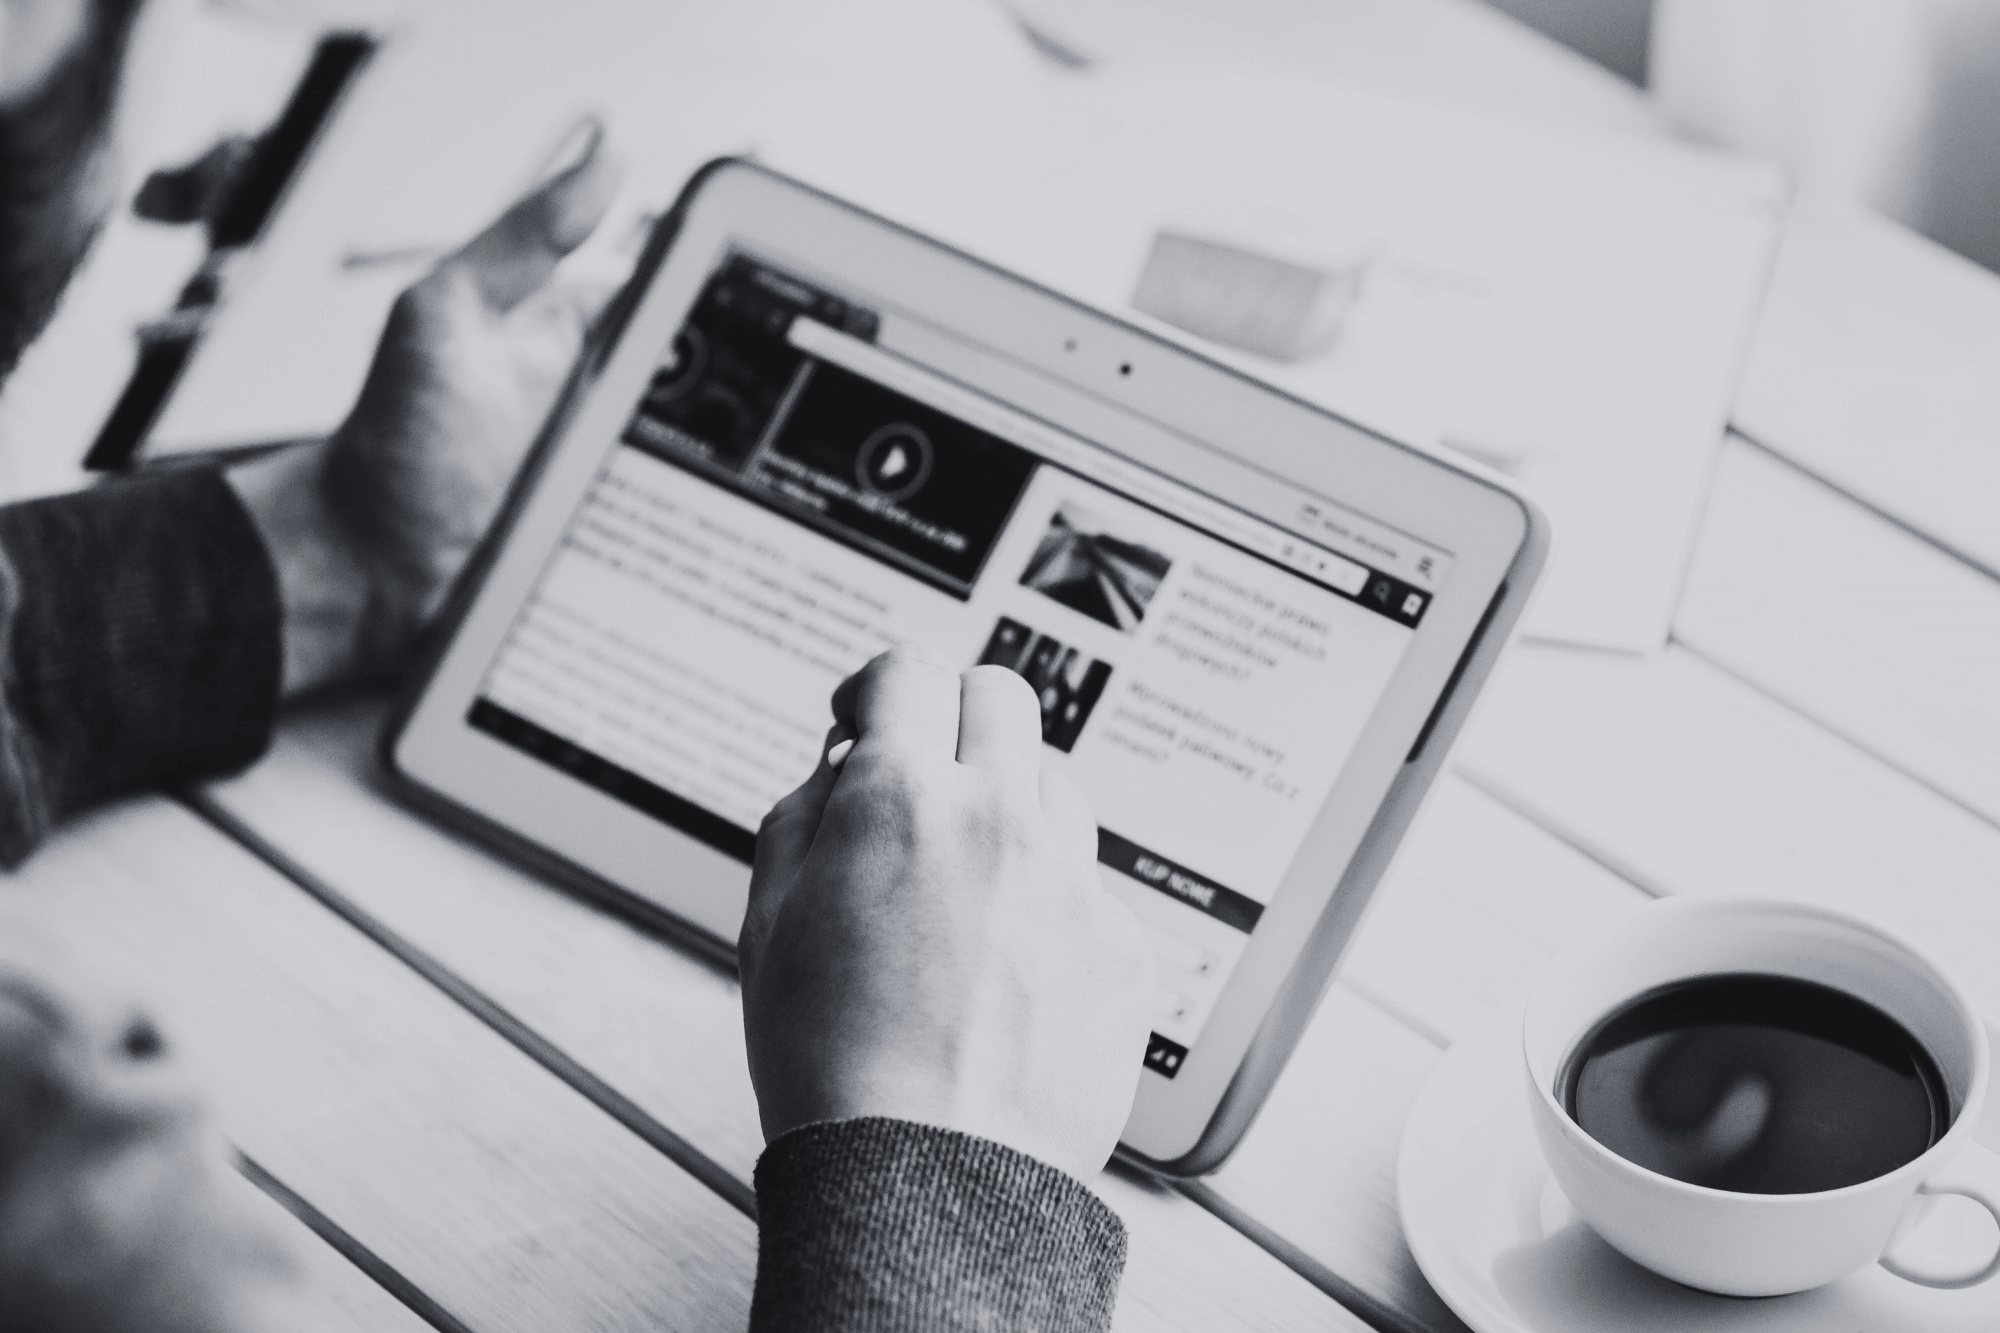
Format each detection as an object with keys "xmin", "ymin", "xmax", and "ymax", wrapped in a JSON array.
[{"xmin": 1397, "ymin": 1010, "xmax": 2000, "ymax": 1333}]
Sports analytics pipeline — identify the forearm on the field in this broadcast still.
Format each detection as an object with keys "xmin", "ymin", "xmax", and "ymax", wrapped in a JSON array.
[{"xmin": 750, "ymin": 1119, "xmax": 1127, "ymax": 1333}]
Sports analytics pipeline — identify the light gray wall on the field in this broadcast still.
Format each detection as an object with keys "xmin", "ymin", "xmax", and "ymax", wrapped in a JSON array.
[
  {"xmin": 1477, "ymin": 0, "xmax": 2000, "ymax": 274},
  {"xmin": 1478, "ymin": 0, "xmax": 1655, "ymax": 85},
  {"xmin": 1920, "ymin": 2, "xmax": 2000, "ymax": 272}
]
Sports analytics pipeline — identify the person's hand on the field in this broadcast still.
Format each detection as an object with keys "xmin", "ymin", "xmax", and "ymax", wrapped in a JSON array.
[
  {"xmin": 228, "ymin": 119, "xmax": 622, "ymax": 696},
  {"xmin": 739, "ymin": 647, "xmax": 1156, "ymax": 1182},
  {"xmin": 0, "ymin": 923, "xmax": 311, "ymax": 1333}
]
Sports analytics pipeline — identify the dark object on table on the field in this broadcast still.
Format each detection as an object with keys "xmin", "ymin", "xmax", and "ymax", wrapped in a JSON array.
[{"xmin": 85, "ymin": 32, "xmax": 377, "ymax": 473}]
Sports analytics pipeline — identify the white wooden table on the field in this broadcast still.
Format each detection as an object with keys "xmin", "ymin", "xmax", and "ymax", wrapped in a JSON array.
[{"xmin": 6, "ymin": 5, "xmax": 1999, "ymax": 1331}]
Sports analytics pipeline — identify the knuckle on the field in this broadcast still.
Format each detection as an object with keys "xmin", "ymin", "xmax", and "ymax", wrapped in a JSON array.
[
  {"xmin": 963, "ymin": 791, "xmax": 1040, "ymax": 868},
  {"xmin": 394, "ymin": 274, "xmax": 444, "ymax": 317},
  {"xmin": 991, "ymin": 799, "xmax": 1041, "ymax": 854},
  {"xmin": 402, "ymin": 262, "xmax": 475, "ymax": 319},
  {"xmin": 758, "ymin": 791, "xmax": 801, "ymax": 834},
  {"xmin": 844, "ymin": 754, "xmax": 928, "ymax": 820}
]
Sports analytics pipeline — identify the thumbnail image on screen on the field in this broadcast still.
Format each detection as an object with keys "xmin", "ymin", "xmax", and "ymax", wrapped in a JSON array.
[
  {"xmin": 1020, "ymin": 501, "xmax": 1173, "ymax": 632},
  {"xmin": 976, "ymin": 616, "xmax": 1114, "ymax": 753}
]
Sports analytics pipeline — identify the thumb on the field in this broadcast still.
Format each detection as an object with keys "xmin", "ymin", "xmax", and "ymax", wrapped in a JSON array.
[{"xmin": 440, "ymin": 117, "xmax": 623, "ymax": 314}]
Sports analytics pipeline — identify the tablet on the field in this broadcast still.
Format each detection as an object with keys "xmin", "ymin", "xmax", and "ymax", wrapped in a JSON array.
[{"xmin": 386, "ymin": 159, "xmax": 1549, "ymax": 1175}]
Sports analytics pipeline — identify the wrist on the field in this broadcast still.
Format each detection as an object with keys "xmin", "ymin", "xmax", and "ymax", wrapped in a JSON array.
[
  {"xmin": 752, "ymin": 1118, "xmax": 1127, "ymax": 1333},
  {"xmin": 225, "ymin": 442, "xmax": 378, "ymax": 697}
]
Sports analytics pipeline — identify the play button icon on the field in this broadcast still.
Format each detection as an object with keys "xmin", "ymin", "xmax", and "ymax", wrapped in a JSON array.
[
  {"xmin": 856, "ymin": 423, "xmax": 934, "ymax": 502},
  {"xmin": 877, "ymin": 442, "xmax": 912, "ymax": 483}
]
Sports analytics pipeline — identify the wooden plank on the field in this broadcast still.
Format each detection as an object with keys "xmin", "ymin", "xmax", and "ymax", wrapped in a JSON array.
[
  {"xmin": 231, "ymin": 1169, "xmax": 439, "ymax": 1333},
  {"xmin": 1457, "ymin": 641, "xmax": 2000, "ymax": 1158},
  {"xmin": 201, "ymin": 697, "xmax": 1375, "ymax": 1333},
  {"xmin": 1457, "ymin": 643, "xmax": 2000, "ymax": 1028},
  {"xmin": 1678, "ymin": 436, "xmax": 2000, "ymax": 825},
  {"xmin": 1339, "ymin": 776, "xmax": 1651, "ymax": 1046},
  {"xmin": 1207, "ymin": 985, "xmax": 1461, "ymax": 1333},
  {"xmin": 1187, "ymin": 776, "xmax": 1649, "ymax": 1333},
  {"xmin": 1733, "ymin": 205, "xmax": 2000, "ymax": 575},
  {"xmin": 3, "ymin": 796, "xmax": 756, "ymax": 1332}
]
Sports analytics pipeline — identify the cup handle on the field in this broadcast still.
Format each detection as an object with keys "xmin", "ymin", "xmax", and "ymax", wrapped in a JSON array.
[{"xmin": 1881, "ymin": 1142, "xmax": 2000, "ymax": 1290}]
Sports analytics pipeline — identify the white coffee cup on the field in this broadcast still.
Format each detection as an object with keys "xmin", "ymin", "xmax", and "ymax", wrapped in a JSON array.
[{"xmin": 1522, "ymin": 896, "xmax": 2000, "ymax": 1298}]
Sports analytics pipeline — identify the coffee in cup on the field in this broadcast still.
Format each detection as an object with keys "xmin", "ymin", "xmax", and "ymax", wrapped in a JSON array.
[
  {"xmin": 1523, "ymin": 897, "xmax": 2000, "ymax": 1297},
  {"xmin": 1559, "ymin": 972, "xmax": 1949, "ymax": 1195}
]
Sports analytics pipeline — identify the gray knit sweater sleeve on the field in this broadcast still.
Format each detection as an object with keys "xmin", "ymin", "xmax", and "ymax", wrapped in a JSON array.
[
  {"xmin": 750, "ymin": 1118, "xmax": 1128, "ymax": 1332},
  {"xmin": 0, "ymin": 469, "xmax": 280, "ymax": 867}
]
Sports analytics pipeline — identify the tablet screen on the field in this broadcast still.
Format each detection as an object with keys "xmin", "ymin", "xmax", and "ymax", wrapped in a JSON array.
[{"xmin": 469, "ymin": 254, "xmax": 1452, "ymax": 1077}]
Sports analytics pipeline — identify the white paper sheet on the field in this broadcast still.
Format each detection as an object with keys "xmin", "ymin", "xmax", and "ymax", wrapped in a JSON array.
[
  {"xmin": 965, "ymin": 64, "xmax": 1785, "ymax": 652},
  {"xmin": 143, "ymin": 0, "xmax": 1043, "ymax": 457}
]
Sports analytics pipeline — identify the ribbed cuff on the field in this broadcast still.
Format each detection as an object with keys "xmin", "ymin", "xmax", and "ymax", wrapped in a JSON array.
[
  {"xmin": 0, "ymin": 468, "xmax": 280, "ymax": 865},
  {"xmin": 751, "ymin": 1118, "xmax": 1127, "ymax": 1333}
]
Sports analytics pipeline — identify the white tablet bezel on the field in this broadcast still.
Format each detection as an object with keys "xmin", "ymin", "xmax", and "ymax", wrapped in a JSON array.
[{"xmin": 389, "ymin": 160, "xmax": 1538, "ymax": 1169}]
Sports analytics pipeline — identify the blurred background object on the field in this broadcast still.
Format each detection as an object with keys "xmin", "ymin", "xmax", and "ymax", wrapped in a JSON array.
[
  {"xmin": 981, "ymin": 58, "xmax": 1779, "ymax": 654},
  {"xmin": 1483, "ymin": 0, "xmax": 1652, "ymax": 83},
  {"xmin": 0, "ymin": 0, "xmax": 325, "ymax": 498},
  {"xmin": 1012, "ymin": 0, "xmax": 2000, "ymax": 275},
  {"xmin": 1473, "ymin": 0, "xmax": 2000, "ymax": 276},
  {"xmin": 122, "ymin": 0, "xmax": 1038, "ymax": 467},
  {"xmin": 1003, "ymin": 0, "xmax": 1662, "ymax": 133},
  {"xmin": 1651, "ymin": 0, "xmax": 2000, "ymax": 275}
]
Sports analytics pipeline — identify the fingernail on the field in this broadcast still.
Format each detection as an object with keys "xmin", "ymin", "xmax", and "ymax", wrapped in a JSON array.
[
  {"xmin": 541, "ymin": 119, "xmax": 620, "ymax": 254},
  {"xmin": 825, "ymin": 738, "xmax": 856, "ymax": 769},
  {"xmin": 536, "ymin": 114, "xmax": 604, "ymax": 187}
]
